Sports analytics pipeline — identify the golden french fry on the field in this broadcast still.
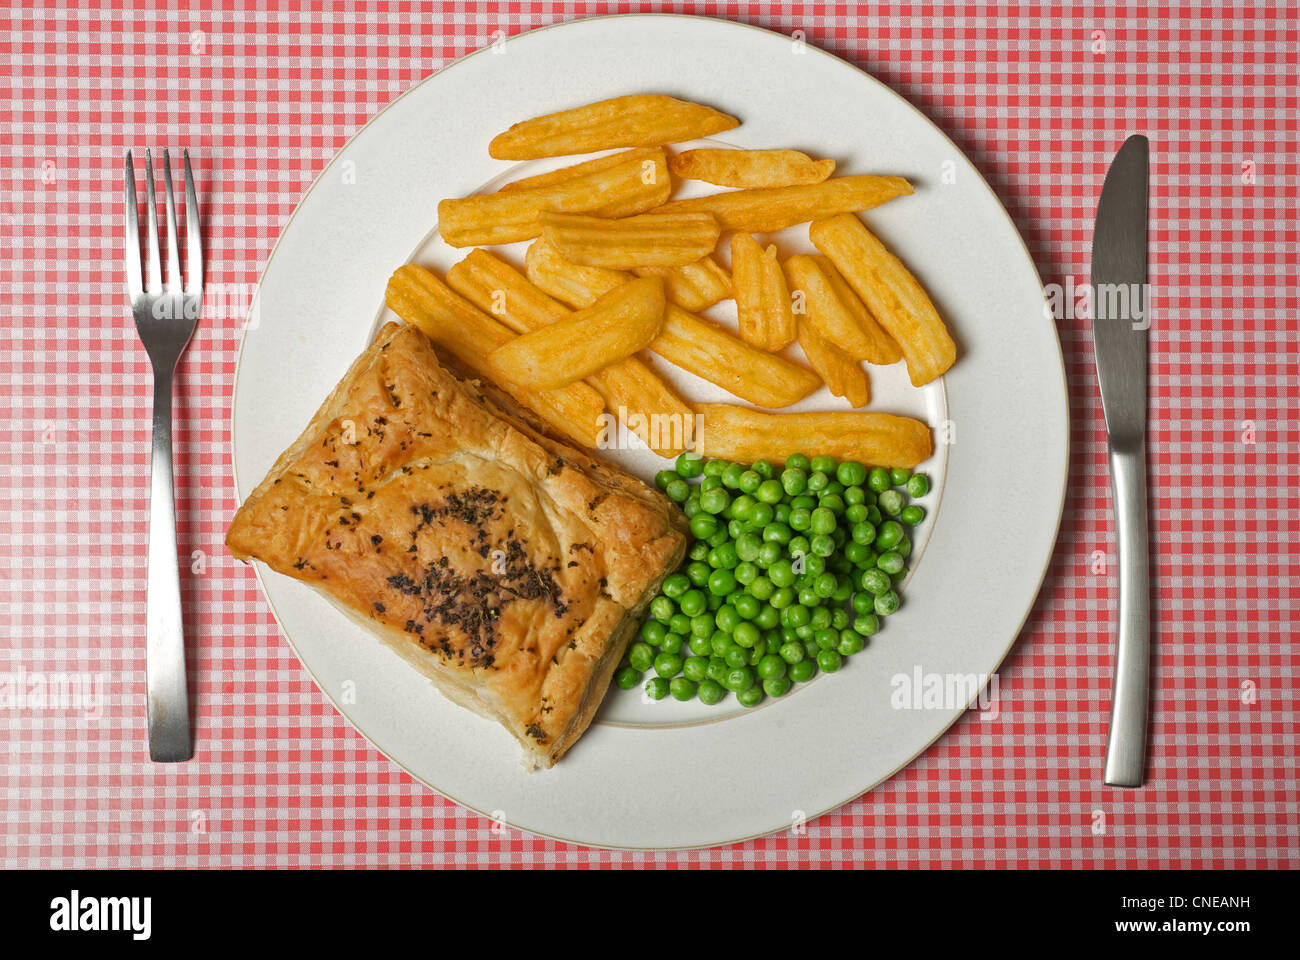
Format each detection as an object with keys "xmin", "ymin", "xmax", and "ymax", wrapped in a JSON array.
[
  {"xmin": 797, "ymin": 319, "xmax": 869, "ymax": 408},
  {"xmin": 784, "ymin": 253, "xmax": 901, "ymax": 365},
  {"xmin": 670, "ymin": 148, "xmax": 835, "ymax": 188},
  {"xmin": 446, "ymin": 249, "xmax": 695, "ymax": 456},
  {"xmin": 488, "ymin": 277, "xmax": 666, "ymax": 390},
  {"xmin": 809, "ymin": 214, "xmax": 956, "ymax": 385},
  {"xmin": 437, "ymin": 149, "xmax": 670, "ymax": 247},
  {"xmin": 524, "ymin": 239, "xmax": 819, "ymax": 407},
  {"xmin": 653, "ymin": 306, "xmax": 820, "ymax": 408},
  {"xmin": 632, "ymin": 256, "xmax": 731, "ymax": 312},
  {"xmin": 695, "ymin": 404, "xmax": 932, "ymax": 468},
  {"xmin": 651, "ymin": 175, "xmax": 912, "ymax": 234},
  {"xmin": 540, "ymin": 210, "xmax": 721, "ymax": 269},
  {"xmin": 732, "ymin": 232, "xmax": 795, "ymax": 351},
  {"xmin": 385, "ymin": 264, "xmax": 604, "ymax": 447},
  {"xmin": 498, "ymin": 147, "xmax": 667, "ymax": 218},
  {"xmin": 526, "ymin": 236, "xmax": 626, "ymax": 308},
  {"xmin": 489, "ymin": 94, "xmax": 739, "ymax": 160}
]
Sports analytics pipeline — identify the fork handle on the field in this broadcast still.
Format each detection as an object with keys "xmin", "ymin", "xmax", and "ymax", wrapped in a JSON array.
[
  {"xmin": 145, "ymin": 363, "xmax": 192, "ymax": 761},
  {"xmin": 1102, "ymin": 442, "xmax": 1149, "ymax": 787}
]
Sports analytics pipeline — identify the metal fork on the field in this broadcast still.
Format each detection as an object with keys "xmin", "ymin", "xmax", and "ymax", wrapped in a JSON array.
[{"xmin": 124, "ymin": 149, "xmax": 202, "ymax": 762}]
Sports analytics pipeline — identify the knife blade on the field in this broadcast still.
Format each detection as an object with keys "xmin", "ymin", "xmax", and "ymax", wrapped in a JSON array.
[{"xmin": 1091, "ymin": 134, "xmax": 1150, "ymax": 787}]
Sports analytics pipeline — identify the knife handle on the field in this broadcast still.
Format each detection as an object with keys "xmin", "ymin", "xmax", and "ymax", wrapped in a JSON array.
[{"xmin": 1103, "ymin": 442, "xmax": 1150, "ymax": 787}]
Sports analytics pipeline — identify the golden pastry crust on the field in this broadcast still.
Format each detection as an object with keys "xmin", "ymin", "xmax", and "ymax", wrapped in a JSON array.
[{"xmin": 227, "ymin": 322, "xmax": 686, "ymax": 767}]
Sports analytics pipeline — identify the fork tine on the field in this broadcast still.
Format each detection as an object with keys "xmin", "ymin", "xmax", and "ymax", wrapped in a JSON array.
[
  {"xmin": 161, "ymin": 150, "xmax": 182, "ymax": 293},
  {"xmin": 183, "ymin": 151, "xmax": 203, "ymax": 294},
  {"xmin": 124, "ymin": 151, "xmax": 142, "ymax": 296},
  {"xmin": 143, "ymin": 150, "xmax": 162, "ymax": 293}
]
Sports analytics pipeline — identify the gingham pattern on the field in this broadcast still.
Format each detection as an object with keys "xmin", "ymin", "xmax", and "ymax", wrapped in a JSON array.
[{"xmin": 1, "ymin": 1, "xmax": 1296, "ymax": 867}]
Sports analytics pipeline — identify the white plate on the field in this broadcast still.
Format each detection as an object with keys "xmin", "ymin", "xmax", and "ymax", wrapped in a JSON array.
[{"xmin": 232, "ymin": 14, "xmax": 1068, "ymax": 849}]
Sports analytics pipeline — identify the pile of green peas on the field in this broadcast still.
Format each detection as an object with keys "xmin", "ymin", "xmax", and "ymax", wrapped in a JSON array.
[{"xmin": 615, "ymin": 452, "xmax": 932, "ymax": 707}]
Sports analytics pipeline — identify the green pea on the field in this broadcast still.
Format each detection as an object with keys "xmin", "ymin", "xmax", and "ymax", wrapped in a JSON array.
[
  {"xmin": 699, "ymin": 487, "xmax": 731, "ymax": 515},
  {"xmin": 669, "ymin": 677, "xmax": 697, "ymax": 701},
  {"xmin": 663, "ymin": 633, "xmax": 687, "ymax": 656},
  {"xmin": 649, "ymin": 596, "xmax": 675, "ymax": 622},
  {"xmin": 725, "ymin": 665, "xmax": 754, "ymax": 692},
  {"xmin": 769, "ymin": 559, "xmax": 796, "ymax": 588},
  {"xmin": 714, "ymin": 604, "xmax": 740, "ymax": 634},
  {"xmin": 816, "ymin": 649, "xmax": 842, "ymax": 673},
  {"xmin": 753, "ymin": 604, "xmax": 780, "ymax": 630},
  {"xmin": 837, "ymin": 630, "xmax": 864, "ymax": 656},
  {"xmin": 762, "ymin": 522, "xmax": 793, "ymax": 545},
  {"xmin": 877, "ymin": 551, "xmax": 905, "ymax": 575},
  {"xmin": 640, "ymin": 620, "xmax": 667, "ymax": 645},
  {"xmin": 878, "ymin": 489, "xmax": 904, "ymax": 517},
  {"xmin": 781, "ymin": 468, "xmax": 807, "ymax": 497},
  {"xmin": 678, "ymin": 589, "xmax": 707, "ymax": 617},
  {"xmin": 784, "ymin": 453, "xmax": 810, "ymax": 470},
  {"xmin": 736, "ymin": 685, "xmax": 764, "ymax": 707},
  {"xmin": 628, "ymin": 642, "xmax": 656, "ymax": 672},
  {"xmin": 797, "ymin": 586, "xmax": 820, "ymax": 607},
  {"xmin": 654, "ymin": 469, "xmax": 676, "ymax": 490},
  {"xmin": 645, "ymin": 677, "xmax": 669, "ymax": 700},
  {"xmin": 859, "ymin": 568, "xmax": 891, "ymax": 595},
  {"xmin": 783, "ymin": 603, "xmax": 810, "ymax": 628},
  {"xmin": 669, "ymin": 610, "xmax": 692, "ymax": 634},
  {"xmin": 806, "ymin": 470, "xmax": 829, "ymax": 493},
  {"xmin": 831, "ymin": 576, "xmax": 854, "ymax": 603},
  {"xmin": 895, "ymin": 536, "xmax": 912, "ymax": 559},
  {"xmin": 787, "ymin": 535, "xmax": 810, "ymax": 559},
  {"xmin": 804, "ymin": 554, "xmax": 825, "ymax": 577},
  {"xmin": 875, "ymin": 520, "xmax": 903, "ymax": 550},
  {"xmin": 811, "ymin": 572, "xmax": 836, "ymax": 598},
  {"xmin": 698, "ymin": 678, "xmax": 726, "ymax": 705},
  {"xmin": 867, "ymin": 467, "xmax": 891, "ymax": 492},
  {"xmin": 682, "ymin": 499, "xmax": 700, "ymax": 519},
  {"xmin": 706, "ymin": 658, "xmax": 728, "ymax": 684},
  {"xmin": 844, "ymin": 541, "xmax": 872, "ymax": 566},
  {"xmin": 689, "ymin": 514, "xmax": 718, "ymax": 540},
  {"xmin": 707, "ymin": 593, "xmax": 724, "ymax": 611},
  {"xmin": 874, "ymin": 590, "xmax": 901, "ymax": 616},
  {"xmin": 773, "ymin": 503, "xmax": 791, "ymax": 524},
  {"xmin": 819, "ymin": 493, "xmax": 846, "ymax": 515},
  {"xmin": 789, "ymin": 659, "xmax": 817, "ymax": 683},
  {"xmin": 661, "ymin": 573, "xmax": 690, "ymax": 599},
  {"xmin": 810, "ymin": 534, "xmax": 836, "ymax": 557},
  {"xmin": 889, "ymin": 467, "xmax": 912, "ymax": 485},
  {"xmin": 724, "ymin": 644, "xmax": 749, "ymax": 669},
  {"xmin": 770, "ymin": 586, "xmax": 795, "ymax": 609},
  {"xmin": 734, "ymin": 594, "xmax": 761, "ymax": 620},
  {"xmin": 748, "ymin": 576, "xmax": 775, "ymax": 601},
  {"xmin": 732, "ymin": 621, "xmax": 760, "ymax": 648},
  {"xmin": 810, "ymin": 455, "xmax": 837, "ymax": 474},
  {"xmin": 721, "ymin": 462, "xmax": 746, "ymax": 489},
  {"xmin": 709, "ymin": 543, "xmax": 739, "ymax": 570},
  {"xmin": 865, "ymin": 505, "xmax": 883, "ymax": 525},
  {"xmin": 831, "ymin": 607, "xmax": 850, "ymax": 630},
  {"xmin": 901, "ymin": 505, "xmax": 925, "ymax": 526},
  {"xmin": 748, "ymin": 502, "xmax": 774, "ymax": 527},
  {"xmin": 703, "ymin": 458, "xmax": 727, "ymax": 478},
  {"xmin": 906, "ymin": 473, "xmax": 930, "ymax": 498},
  {"xmin": 733, "ymin": 561, "xmax": 759, "ymax": 587},
  {"xmin": 665, "ymin": 478, "xmax": 690, "ymax": 502},
  {"xmin": 833, "ymin": 460, "xmax": 865, "ymax": 486},
  {"xmin": 707, "ymin": 569, "xmax": 737, "ymax": 596},
  {"xmin": 615, "ymin": 666, "xmax": 640, "ymax": 690},
  {"xmin": 653, "ymin": 652, "xmax": 684, "ymax": 678},
  {"xmin": 762, "ymin": 675, "xmax": 791, "ymax": 698},
  {"xmin": 844, "ymin": 485, "xmax": 867, "ymax": 506},
  {"xmin": 675, "ymin": 451, "xmax": 704, "ymax": 477},
  {"xmin": 688, "ymin": 632, "xmax": 712, "ymax": 656},
  {"xmin": 688, "ymin": 541, "xmax": 710, "ymax": 562},
  {"xmin": 789, "ymin": 507, "xmax": 812, "ymax": 532},
  {"xmin": 809, "ymin": 507, "xmax": 837, "ymax": 535},
  {"xmin": 809, "ymin": 606, "xmax": 832, "ymax": 630},
  {"xmin": 737, "ymin": 470, "xmax": 761, "ymax": 494},
  {"xmin": 845, "ymin": 504, "xmax": 868, "ymax": 525},
  {"xmin": 854, "ymin": 612, "xmax": 880, "ymax": 636},
  {"xmin": 729, "ymin": 494, "xmax": 755, "ymax": 521},
  {"xmin": 851, "ymin": 520, "xmax": 877, "ymax": 545},
  {"xmin": 711, "ymin": 633, "xmax": 734, "ymax": 658},
  {"xmin": 700, "ymin": 476, "xmax": 722, "ymax": 493},
  {"xmin": 779, "ymin": 641, "xmax": 805, "ymax": 665},
  {"xmin": 753, "ymin": 478, "xmax": 782, "ymax": 504}
]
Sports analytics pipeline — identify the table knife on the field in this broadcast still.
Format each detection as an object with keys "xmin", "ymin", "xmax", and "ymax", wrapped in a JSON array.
[{"xmin": 1091, "ymin": 134, "xmax": 1150, "ymax": 787}]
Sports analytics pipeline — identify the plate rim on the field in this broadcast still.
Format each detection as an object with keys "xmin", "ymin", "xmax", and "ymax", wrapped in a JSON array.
[{"xmin": 229, "ymin": 12, "xmax": 1070, "ymax": 851}]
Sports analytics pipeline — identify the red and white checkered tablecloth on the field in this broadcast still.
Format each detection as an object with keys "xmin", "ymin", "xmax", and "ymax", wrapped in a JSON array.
[{"xmin": 2, "ymin": 1, "xmax": 1296, "ymax": 868}]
